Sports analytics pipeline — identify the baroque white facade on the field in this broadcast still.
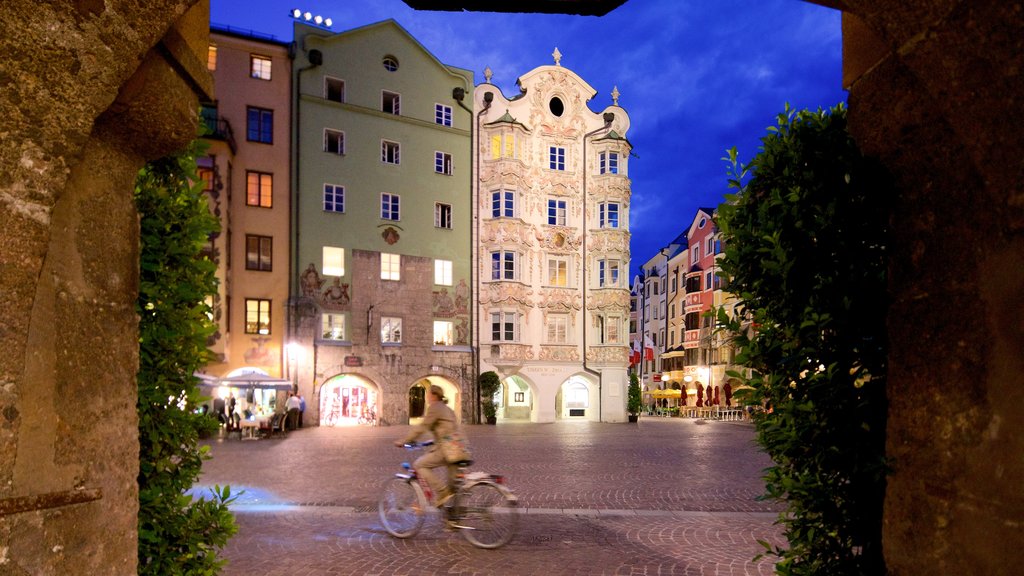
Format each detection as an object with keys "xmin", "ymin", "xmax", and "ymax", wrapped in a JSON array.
[{"xmin": 473, "ymin": 51, "xmax": 632, "ymax": 422}]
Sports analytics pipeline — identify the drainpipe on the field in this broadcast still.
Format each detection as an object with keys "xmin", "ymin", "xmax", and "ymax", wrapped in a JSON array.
[
  {"xmin": 582, "ymin": 112, "xmax": 614, "ymax": 421},
  {"xmin": 288, "ymin": 36, "xmax": 322, "ymax": 394},
  {"xmin": 455, "ymin": 86, "xmax": 492, "ymax": 423}
]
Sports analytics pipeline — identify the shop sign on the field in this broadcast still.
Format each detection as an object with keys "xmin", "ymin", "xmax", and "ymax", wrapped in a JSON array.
[
  {"xmin": 653, "ymin": 373, "xmax": 662, "ymax": 383},
  {"xmin": 344, "ymin": 355, "xmax": 362, "ymax": 367}
]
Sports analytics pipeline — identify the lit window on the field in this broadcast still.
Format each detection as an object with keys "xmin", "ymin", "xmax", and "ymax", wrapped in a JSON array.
[
  {"xmin": 491, "ymin": 190, "xmax": 515, "ymax": 218},
  {"xmin": 599, "ymin": 202, "xmax": 619, "ymax": 228},
  {"xmin": 246, "ymin": 107, "xmax": 273, "ymax": 143},
  {"xmin": 245, "ymin": 171, "xmax": 273, "ymax": 207},
  {"xmin": 547, "ymin": 198, "xmax": 566, "ymax": 226},
  {"xmin": 435, "ymin": 151, "xmax": 452, "ymax": 175},
  {"xmin": 491, "ymin": 311, "xmax": 517, "ymax": 342},
  {"xmin": 207, "ymin": 43, "xmax": 217, "ymax": 71},
  {"xmin": 433, "ymin": 321, "xmax": 454, "ymax": 346},
  {"xmin": 381, "ymin": 193, "xmax": 400, "ymax": 221},
  {"xmin": 546, "ymin": 314, "xmax": 568, "ymax": 344},
  {"xmin": 245, "ymin": 235, "xmax": 272, "ymax": 271},
  {"xmin": 606, "ymin": 315, "xmax": 621, "ymax": 343},
  {"xmin": 381, "ymin": 253, "xmax": 400, "ymax": 281},
  {"xmin": 382, "ymin": 91, "xmax": 400, "ymax": 115},
  {"xmin": 250, "ymin": 55, "xmax": 271, "ymax": 80},
  {"xmin": 548, "ymin": 257, "xmax": 568, "ymax": 287},
  {"xmin": 435, "ymin": 259, "xmax": 453, "ymax": 286},
  {"xmin": 549, "ymin": 146, "xmax": 565, "ymax": 170},
  {"xmin": 322, "ymin": 313, "xmax": 345, "ymax": 341},
  {"xmin": 435, "ymin": 104, "xmax": 452, "ymax": 126},
  {"xmin": 381, "ymin": 316, "xmax": 402, "ymax": 343},
  {"xmin": 245, "ymin": 299, "xmax": 271, "ymax": 334},
  {"xmin": 382, "ymin": 140, "xmax": 400, "ymax": 164},
  {"xmin": 325, "ymin": 77, "xmax": 345, "ymax": 102},
  {"xmin": 324, "ymin": 184, "xmax": 344, "ymax": 213},
  {"xmin": 435, "ymin": 203, "xmax": 452, "ymax": 229},
  {"xmin": 490, "ymin": 133, "xmax": 516, "ymax": 159},
  {"xmin": 324, "ymin": 129, "xmax": 344, "ymax": 154},
  {"xmin": 490, "ymin": 251, "xmax": 516, "ymax": 281},
  {"xmin": 323, "ymin": 246, "xmax": 344, "ymax": 276}
]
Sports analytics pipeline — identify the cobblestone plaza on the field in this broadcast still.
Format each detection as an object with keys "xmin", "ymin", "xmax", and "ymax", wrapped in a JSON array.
[{"xmin": 197, "ymin": 418, "xmax": 785, "ymax": 575}]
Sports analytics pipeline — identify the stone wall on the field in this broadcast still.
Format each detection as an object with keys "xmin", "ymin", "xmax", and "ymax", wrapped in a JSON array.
[
  {"xmin": 0, "ymin": 1, "xmax": 211, "ymax": 572},
  {"xmin": 833, "ymin": 1, "xmax": 1024, "ymax": 573}
]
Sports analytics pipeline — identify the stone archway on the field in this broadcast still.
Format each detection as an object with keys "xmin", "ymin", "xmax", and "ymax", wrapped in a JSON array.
[
  {"xmin": 496, "ymin": 374, "xmax": 534, "ymax": 422},
  {"xmin": 408, "ymin": 376, "xmax": 463, "ymax": 425},
  {"xmin": 555, "ymin": 374, "xmax": 599, "ymax": 420},
  {"xmin": 318, "ymin": 374, "xmax": 379, "ymax": 427}
]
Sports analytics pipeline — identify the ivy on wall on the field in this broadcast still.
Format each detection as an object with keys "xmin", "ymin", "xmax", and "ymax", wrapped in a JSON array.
[
  {"xmin": 717, "ymin": 104, "xmax": 890, "ymax": 575},
  {"xmin": 135, "ymin": 139, "xmax": 237, "ymax": 574}
]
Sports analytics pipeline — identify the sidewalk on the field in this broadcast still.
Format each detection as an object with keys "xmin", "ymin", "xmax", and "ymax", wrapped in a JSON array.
[{"xmin": 197, "ymin": 418, "xmax": 785, "ymax": 575}]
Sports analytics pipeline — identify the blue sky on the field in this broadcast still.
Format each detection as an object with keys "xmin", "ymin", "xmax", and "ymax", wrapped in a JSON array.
[{"xmin": 211, "ymin": 0, "xmax": 847, "ymax": 279}]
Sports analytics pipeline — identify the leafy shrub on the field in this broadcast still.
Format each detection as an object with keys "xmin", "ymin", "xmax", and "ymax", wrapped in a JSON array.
[
  {"xmin": 135, "ymin": 139, "xmax": 237, "ymax": 574},
  {"xmin": 627, "ymin": 372, "xmax": 643, "ymax": 415},
  {"xmin": 479, "ymin": 371, "xmax": 501, "ymax": 421},
  {"xmin": 716, "ymin": 103, "xmax": 890, "ymax": 575}
]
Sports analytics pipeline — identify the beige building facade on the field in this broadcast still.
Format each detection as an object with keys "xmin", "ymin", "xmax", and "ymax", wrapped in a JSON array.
[{"xmin": 473, "ymin": 54, "xmax": 632, "ymax": 422}]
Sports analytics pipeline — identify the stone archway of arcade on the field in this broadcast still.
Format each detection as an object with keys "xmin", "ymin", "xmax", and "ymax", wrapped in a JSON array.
[
  {"xmin": 407, "ymin": 376, "xmax": 464, "ymax": 426},
  {"xmin": 554, "ymin": 374, "xmax": 600, "ymax": 422},
  {"xmin": 318, "ymin": 374, "xmax": 380, "ymax": 427},
  {"xmin": 494, "ymin": 374, "xmax": 536, "ymax": 422}
]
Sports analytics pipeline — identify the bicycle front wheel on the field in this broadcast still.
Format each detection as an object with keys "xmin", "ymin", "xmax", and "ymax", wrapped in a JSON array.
[
  {"xmin": 378, "ymin": 477, "xmax": 426, "ymax": 538},
  {"xmin": 457, "ymin": 481, "xmax": 518, "ymax": 549}
]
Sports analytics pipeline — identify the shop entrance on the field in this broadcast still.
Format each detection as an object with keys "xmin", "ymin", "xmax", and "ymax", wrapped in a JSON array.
[{"xmin": 319, "ymin": 374, "xmax": 378, "ymax": 427}]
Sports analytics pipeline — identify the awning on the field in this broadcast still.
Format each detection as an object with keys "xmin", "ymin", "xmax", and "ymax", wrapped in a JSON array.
[
  {"xmin": 645, "ymin": 389, "xmax": 682, "ymax": 399},
  {"xmin": 198, "ymin": 372, "xmax": 294, "ymax": 391}
]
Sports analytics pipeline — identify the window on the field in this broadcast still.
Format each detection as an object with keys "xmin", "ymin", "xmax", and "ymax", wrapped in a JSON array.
[
  {"xmin": 685, "ymin": 275, "xmax": 701, "ymax": 293},
  {"xmin": 381, "ymin": 193, "xmax": 400, "ymax": 221},
  {"xmin": 246, "ymin": 107, "xmax": 273, "ymax": 143},
  {"xmin": 605, "ymin": 315, "xmax": 622, "ymax": 344},
  {"xmin": 322, "ymin": 313, "xmax": 345, "ymax": 341},
  {"xmin": 685, "ymin": 312, "xmax": 700, "ymax": 330},
  {"xmin": 599, "ymin": 202, "xmax": 619, "ymax": 228},
  {"xmin": 546, "ymin": 314, "xmax": 568, "ymax": 344},
  {"xmin": 435, "ymin": 103, "xmax": 452, "ymax": 126},
  {"xmin": 381, "ymin": 253, "xmax": 400, "ymax": 281},
  {"xmin": 435, "ymin": 203, "xmax": 452, "ymax": 229},
  {"xmin": 435, "ymin": 151, "xmax": 452, "ymax": 175},
  {"xmin": 547, "ymin": 256, "xmax": 568, "ymax": 287},
  {"xmin": 245, "ymin": 171, "xmax": 272, "ymax": 207},
  {"xmin": 381, "ymin": 316, "xmax": 402, "ymax": 343},
  {"xmin": 491, "ymin": 251, "xmax": 517, "ymax": 281},
  {"xmin": 250, "ymin": 55, "xmax": 271, "ymax": 80},
  {"xmin": 325, "ymin": 77, "xmax": 345, "ymax": 102},
  {"xmin": 599, "ymin": 151, "xmax": 619, "ymax": 174},
  {"xmin": 207, "ymin": 43, "xmax": 217, "ymax": 70},
  {"xmin": 324, "ymin": 184, "xmax": 345, "ymax": 213},
  {"xmin": 323, "ymin": 246, "xmax": 344, "ymax": 276},
  {"xmin": 382, "ymin": 56, "xmax": 399, "ymax": 71},
  {"xmin": 381, "ymin": 140, "xmax": 400, "ymax": 164},
  {"xmin": 491, "ymin": 190, "xmax": 515, "ymax": 218},
  {"xmin": 490, "ymin": 133, "xmax": 516, "ymax": 159},
  {"xmin": 435, "ymin": 259, "xmax": 453, "ymax": 286},
  {"xmin": 245, "ymin": 299, "xmax": 271, "ymax": 334},
  {"xmin": 598, "ymin": 260, "xmax": 620, "ymax": 288},
  {"xmin": 706, "ymin": 271, "xmax": 713, "ymax": 291},
  {"xmin": 707, "ymin": 237, "xmax": 715, "ymax": 255},
  {"xmin": 547, "ymin": 198, "xmax": 567, "ymax": 226},
  {"xmin": 382, "ymin": 91, "xmax": 400, "ymax": 115},
  {"xmin": 324, "ymin": 129, "xmax": 344, "ymax": 154},
  {"xmin": 670, "ymin": 303, "xmax": 676, "ymax": 319},
  {"xmin": 433, "ymin": 321, "xmax": 454, "ymax": 346},
  {"xmin": 549, "ymin": 146, "xmax": 565, "ymax": 170},
  {"xmin": 491, "ymin": 311, "xmax": 517, "ymax": 341},
  {"xmin": 245, "ymin": 235, "xmax": 272, "ymax": 271},
  {"xmin": 692, "ymin": 245, "xmax": 700, "ymax": 262}
]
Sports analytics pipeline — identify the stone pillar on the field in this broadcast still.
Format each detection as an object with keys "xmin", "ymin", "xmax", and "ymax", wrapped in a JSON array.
[{"xmin": 0, "ymin": 1, "xmax": 211, "ymax": 573}]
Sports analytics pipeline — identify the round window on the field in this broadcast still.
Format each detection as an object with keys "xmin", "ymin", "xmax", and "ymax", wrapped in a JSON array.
[
  {"xmin": 698, "ymin": 217, "xmax": 707, "ymax": 229},
  {"xmin": 383, "ymin": 56, "xmax": 399, "ymax": 72},
  {"xmin": 549, "ymin": 96, "xmax": 564, "ymax": 117}
]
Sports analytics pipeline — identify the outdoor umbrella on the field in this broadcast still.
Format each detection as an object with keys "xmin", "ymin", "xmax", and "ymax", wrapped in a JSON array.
[
  {"xmin": 724, "ymin": 382, "xmax": 733, "ymax": 406},
  {"xmin": 696, "ymin": 385, "xmax": 703, "ymax": 407},
  {"xmin": 713, "ymin": 386, "xmax": 720, "ymax": 406}
]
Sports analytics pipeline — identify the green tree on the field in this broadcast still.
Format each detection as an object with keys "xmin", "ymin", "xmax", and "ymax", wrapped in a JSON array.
[
  {"xmin": 479, "ymin": 371, "xmax": 501, "ymax": 422},
  {"xmin": 717, "ymin": 103, "xmax": 890, "ymax": 575},
  {"xmin": 627, "ymin": 372, "xmax": 643, "ymax": 416},
  {"xmin": 135, "ymin": 139, "xmax": 237, "ymax": 575}
]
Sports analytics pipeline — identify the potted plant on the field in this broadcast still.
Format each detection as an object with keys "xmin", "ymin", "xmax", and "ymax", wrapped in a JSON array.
[
  {"xmin": 627, "ymin": 372, "xmax": 642, "ymax": 423},
  {"xmin": 479, "ymin": 371, "xmax": 501, "ymax": 425}
]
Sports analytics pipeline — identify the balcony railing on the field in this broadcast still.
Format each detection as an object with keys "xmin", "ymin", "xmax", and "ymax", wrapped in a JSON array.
[{"xmin": 201, "ymin": 116, "xmax": 236, "ymax": 153}]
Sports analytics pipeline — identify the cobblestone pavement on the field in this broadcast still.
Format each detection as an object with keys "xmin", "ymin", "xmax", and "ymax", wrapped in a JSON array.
[{"xmin": 196, "ymin": 418, "xmax": 786, "ymax": 575}]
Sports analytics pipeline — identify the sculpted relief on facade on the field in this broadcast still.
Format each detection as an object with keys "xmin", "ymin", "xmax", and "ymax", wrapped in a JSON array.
[{"xmin": 587, "ymin": 289, "xmax": 630, "ymax": 311}]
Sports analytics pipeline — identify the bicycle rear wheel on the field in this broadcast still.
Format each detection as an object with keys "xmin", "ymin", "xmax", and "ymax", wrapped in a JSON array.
[
  {"xmin": 457, "ymin": 481, "xmax": 518, "ymax": 549},
  {"xmin": 378, "ymin": 477, "xmax": 425, "ymax": 538}
]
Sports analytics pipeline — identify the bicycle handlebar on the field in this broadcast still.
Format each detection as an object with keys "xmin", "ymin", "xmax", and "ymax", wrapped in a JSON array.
[{"xmin": 401, "ymin": 440, "xmax": 434, "ymax": 449}]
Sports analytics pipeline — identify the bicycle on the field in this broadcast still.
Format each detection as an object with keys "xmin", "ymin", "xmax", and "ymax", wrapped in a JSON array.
[{"xmin": 378, "ymin": 440, "xmax": 518, "ymax": 549}]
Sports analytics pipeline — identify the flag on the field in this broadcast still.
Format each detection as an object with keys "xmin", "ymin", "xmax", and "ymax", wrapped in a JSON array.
[
  {"xmin": 644, "ymin": 334, "xmax": 655, "ymax": 361},
  {"xmin": 630, "ymin": 339, "xmax": 641, "ymax": 366}
]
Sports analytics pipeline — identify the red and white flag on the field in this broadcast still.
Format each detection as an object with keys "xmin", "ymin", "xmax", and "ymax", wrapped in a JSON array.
[
  {"xmin": 644, "ymin": 334, "xmax": 656, "ymax": 361},
  {"xmin": 630, "ymin": 339, "xmax": 642, "ymax": 366}
]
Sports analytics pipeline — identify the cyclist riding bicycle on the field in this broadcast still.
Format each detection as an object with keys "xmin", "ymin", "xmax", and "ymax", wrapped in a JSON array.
[{"xmin": 394, "ymin": 385, "xmax": 472, "ymax": 507}]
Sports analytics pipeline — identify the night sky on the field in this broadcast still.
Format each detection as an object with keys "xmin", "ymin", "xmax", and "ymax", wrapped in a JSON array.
[{"xmin": 211, "ymin": 0, "xmax": 847, "ymax": 279}]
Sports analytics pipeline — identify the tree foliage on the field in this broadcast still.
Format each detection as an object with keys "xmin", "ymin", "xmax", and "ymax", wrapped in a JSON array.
[
  {"xmin": 135, "ymin": 139, "xmax": 237, "ymax": 574},
  {"xmin": 716, "ymin": 104, "xmax": 890, "ymax": 575},
  {"xmin": 627, "ymin": 372, "xmax": 643, "ymax": 415},
  {"xmin": 479, "ymin": 371, "xmax": 501, "ymax": 420}
]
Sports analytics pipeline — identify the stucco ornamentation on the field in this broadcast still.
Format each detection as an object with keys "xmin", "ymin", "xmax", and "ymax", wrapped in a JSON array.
[
  {"xmin": 539, "ymin": 345, "xmax": 580, "ymax": 361},
  {"xmin": 537, "ymin": 287, "xmax": 582, "ymax": 311},
  {"xmin": 321, "ymin": 277, "xmax": 351, "ymax": 311},
  {"xmin": 587, "ymin": 289, "xmax": 630, "ymax": 311},
  {"xmin": 480, "ymin": 282, "xmax": 534, "ymax": 308},
  {"xmin": 586, "ymin": 345, "xmax": 628, "ymax": 364}
]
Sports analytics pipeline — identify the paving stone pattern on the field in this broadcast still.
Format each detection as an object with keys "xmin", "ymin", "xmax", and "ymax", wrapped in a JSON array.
[{"xmin": 197, "ymin": 418, "xmax": 787, "ymax": 575}]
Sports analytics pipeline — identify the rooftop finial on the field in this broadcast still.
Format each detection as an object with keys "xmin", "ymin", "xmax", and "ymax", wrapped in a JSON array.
[
  {"xmin": 484, "ymin": 66, "xmax": 493, "ymax": 84},
  {"xmin": 612, "ymin": 86, "xmax": 620, "ymax": 106},
  {"xmin": 552, "ymin": 47, "xmax": 562, "ymax": 66}
]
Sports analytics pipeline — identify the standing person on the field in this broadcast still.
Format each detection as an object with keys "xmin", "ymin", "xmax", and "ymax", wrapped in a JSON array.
[
  {"xmin": 226, "ymin": 394, "xmax": 237, "ymax": 431},
  {"xmin": 213, "ymin": 395, "xmax": 226, "ymax": 427},
  {"xmin": 285, "ymin": 392, "xmax": 301, "ymax": 430},
  {"xmin": 394, "ymin": 385, "xmax": 471, "ymax": 506},
  {"xmin": 298, "ymin": 394, "xmax": 306, "ymax": 428}
]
